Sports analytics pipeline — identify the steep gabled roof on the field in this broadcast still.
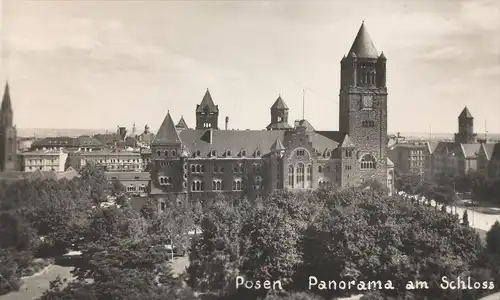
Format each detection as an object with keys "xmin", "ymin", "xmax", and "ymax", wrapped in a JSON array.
[
  {"xmin": 270, "ymin": 137, "xmax": 286, "ymax": 151},
  {"xmin": 348, "ymin": 22, "xmax": 379, "ymax": 59},
  {"xmin": 1, "ymin": 82, "xmax": 12, "ymax": 112},
  {"xmin": 152, "ymin": 111, "xmax": 182, "ymax": 144},
  {"xmin": 340, "ymin": 134, "xmax": 355, "ymax": 148},
  {"xmin": 196, "ymin": 89, "xmax": 219, "ymax": 113},
  {"xmin": 459, "ymin": 106, "xmax": 473, "ymax": 119},
  {"xmin": 271, "ymin": 95, "xmax": 289, "ymax": 110},
  {"xmin": 176, "ymin": 116, "xmax": 189, "ymax": 129}
]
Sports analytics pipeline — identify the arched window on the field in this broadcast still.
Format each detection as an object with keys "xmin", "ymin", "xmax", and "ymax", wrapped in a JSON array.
[
  {"xmin": 164, "ymin": 150, "xmax": 169, "ymax": 157},
  {"xmin": 255, "ymin": 176, "xmax": 263, "ymax": 190},
  {"xmin": 296, "ymin": 163, "xmax": 305, "ymax": 188},
  {"xmin": 201, "ymin": 164, "xmax": 205, "ymax": 172},
  {"xmin": 157, "ymin": 150, "xmax": 161, "ymax": 157},
  {"xmin": 318, "ymin": 166, "xmax": 323, "ymax": 173},
  {"xmin": 233, "ymin": 179, "xmax": 242, "ymax": 191},
  {"xmin": 361, "ymin": 154, "xmax": 377, "ymax": 170},
  {"xmin": 196, "ymin": 181, "xmax": 201, "ymax": 191},
  {"xmin": 288, "ymin": 165, "xmax": 294, "ymax": 188},
  {"xmin": 191, "ymin": 165, "xmax": 196, "ymax": 173},
  {"xmin": 211, "ymin": 150, "xmax": 216, "ymax": 157},
  {"xmin": 196, "ymin": 165, "xmax": 201, "ymax": 173},
  {"xmin": 306, "ymin": 165, "xmax": 312, "ymax": 188},
  {"xmin": 172, "ymin": 150, "xmax": 177, "ymax": 156}
]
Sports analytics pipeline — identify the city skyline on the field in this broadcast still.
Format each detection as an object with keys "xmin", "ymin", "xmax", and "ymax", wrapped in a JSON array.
[{"xmin": 1, "ymin": 0, "xmax": 499, "ymax": 133}]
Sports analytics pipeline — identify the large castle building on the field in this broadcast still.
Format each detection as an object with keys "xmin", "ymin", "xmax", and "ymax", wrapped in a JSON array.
[{"xmin": 149, "ymin": 22, "xmax": 394, "ymax": 203}]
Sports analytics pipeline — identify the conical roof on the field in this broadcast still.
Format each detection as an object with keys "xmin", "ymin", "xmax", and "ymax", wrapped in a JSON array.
[
  {"xmin": 459, "ymin": 106, "xmax": 473, "ymax": 119},
  {"xmin": 152, "ymin": 111, "xmax": 182, "ymax": 144},
  {"xmin": 176, "ymin": 116, "xmax": 189, "ymax": 129},
  {"xmin": 270, "ymin": 137, "xmax": 286, "ymax": 151},
  {"xmin": 271, "ymin": 95, "xmax": 289, "ymax": 110},
  {"xmin": 348, "ymin": 22, "xmax": 379, "ymax": 59},
  {"xmin": 1, "ymin": 82, "xmax": 12, "ymax": 112},
  {"xmin": 196, "ymin": 89, "xmax": 219, "ymax": 113},
  {"xmin": 340, "ymin": 134, "xmax": 355, "ymax": 148}
]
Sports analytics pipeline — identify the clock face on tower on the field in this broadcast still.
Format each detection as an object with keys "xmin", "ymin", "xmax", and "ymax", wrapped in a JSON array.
[{"xmin": 362, "ymin": 95, "xmax": 373, "ymax": 110}]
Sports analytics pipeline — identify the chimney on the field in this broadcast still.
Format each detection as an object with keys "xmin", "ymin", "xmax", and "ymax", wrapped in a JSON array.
[{"xmin": 225, "ymin": 116, "xmax": 229, "ymax": 130}]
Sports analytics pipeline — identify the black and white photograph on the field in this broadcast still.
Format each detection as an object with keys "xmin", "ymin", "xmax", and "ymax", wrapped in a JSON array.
[{"xmin": 0, "ymin": 0, "xmax": 499, "ymax": 299}]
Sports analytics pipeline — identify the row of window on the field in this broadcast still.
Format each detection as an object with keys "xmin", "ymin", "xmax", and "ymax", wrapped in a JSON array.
[
  {"xmin": 190, "ymin": 178, "xmax": 261, "ymax": 192},
  {"xmin": 190, "ymin": 163, "xmax": 262, "ymax": 174},
  {"xmin": 190, "ymin": 149, "xmax": 261, "ymax": 158},
  {"xmin": 360, "ymin": 71, "xmax": 376, "ymax": 85},
  {"xmin": 158, "ymin": 176, "xmax": 172, "ymax": 185},
  {"xmin": 156, "ymin": 150, "xmax": 177, "ymax": 157},
  {"xmin": 288, "ymin": 163, "xmax": 313, "ymax": 188},
  {"xmin": 125, "ymin": 184, "xmax": 147, "ymax": 192},
  {"xmin": 361, "ymin": 120, "xmax": 375, "ymax": 128}
]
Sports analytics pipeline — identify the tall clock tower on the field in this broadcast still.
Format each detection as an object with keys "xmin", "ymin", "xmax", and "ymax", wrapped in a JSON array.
[{"xmin": 339, "ymin": 22, "xmax": 388, "ymax": 185}]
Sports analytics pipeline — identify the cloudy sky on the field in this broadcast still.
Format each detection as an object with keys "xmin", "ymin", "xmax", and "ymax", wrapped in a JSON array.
[{"xmin": 1, "ymin": 0, "xmax": 499, "ymax": 134}]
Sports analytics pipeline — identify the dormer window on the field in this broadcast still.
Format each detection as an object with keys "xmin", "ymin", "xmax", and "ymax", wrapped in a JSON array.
[
  {"xmin": 255, "ymin": 149, "xmax": 261, "ymax": 157},
  {"xmin": 240, "ymin": 149, "xmax": 247, "ymax": 157},
  {"xmin": 226, "ymin": 150, "xmax": 232, "ymax": 156},
  {"xmin": 196, "ymin": 150, "xmax": 201, "ymax": 157},
  {"xmin": 325, "ymin": 150, "xmax": 331, "ymax": 158},
  {"xmin": 211, "ymin": 150, "xmax": 217, "ymax": 157}
]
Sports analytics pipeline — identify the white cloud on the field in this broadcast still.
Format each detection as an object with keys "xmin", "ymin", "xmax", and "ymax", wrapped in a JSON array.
[
  {"xmin": 459, "ymin": 1, "xmax": 500, "ymax": 31},
  {"xmin": 472, "ymin": 65, "xmax": 500, "ymax": 77},
  {"xmin": 421, "ymin": 46, "xmax": 464, "ymax": 61}
]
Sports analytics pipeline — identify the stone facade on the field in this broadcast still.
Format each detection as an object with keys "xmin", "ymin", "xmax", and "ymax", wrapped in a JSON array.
[{"xmin": 149, "ymin": 22, "xmax": 393, "ymax": 205}]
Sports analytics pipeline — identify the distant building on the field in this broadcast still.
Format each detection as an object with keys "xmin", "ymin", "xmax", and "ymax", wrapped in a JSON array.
[
  {"xmin": 477, "ymin": 143, "xmax": 500, "ymax": 179},
  {"xmin": 387, "ymin": 143, "xmax": 426, "ymax": 176},
  {"xmin": 425, "ymin": 107, "xmax": 482, "ymax": 179},
  {"xmin": 148, "ymin": 22, "xmax": 394, "ymax": 204},
  {"xmin": 17, "ymin": 137, "xmax": 35, "ymax": 152},
  {"xmin": 68, "ymin": 149, "xmax": 145, "ymax": 171},
  {"xmin": 105, "ymin": 171, "xmax": 150, "ymax": 196},
  {"xmin": 0, "ymin": 83, "xmax": 18, "ymax": 172},
  {"xmin": 137, "ymin": 125, "xmax": 155, "ymax": 146},
  {"xmin": 30, "ymin": 136, "xmax": 104, "ymax": 152},
  {"xmin": 20, "ymin": 148, "xmax": 69, "ymax": 172}
]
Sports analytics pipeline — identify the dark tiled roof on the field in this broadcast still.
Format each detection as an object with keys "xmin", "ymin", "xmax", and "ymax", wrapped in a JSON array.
[
  {"xmin": 1, "ymin": 82, "xmax": 12, "ymax": 112},
  {"xmin": 491, "ymin": 143, "xmax": 500, "ymax": 160},
  {"xmin": 426, "ymin": 141, "xmax": 439, "ymax": 154},
  {"xmin": 179, "ymin": 129, "xmax": 284, "ymax": 157},
  {"xmin": 76, "ymin": 136, "xmax": 104, "ymax": 147},
  {"xmin": 481, "ymin": 143, "xmax": 496, "ymax": 160},
  {"xmin": 32, "ymin": 137, "xmax": 76, "ymax": 147},
  {"xmin": 294, "ymin": 119, "xmax": 315, "ymax": 131},
  {"xmin": 303, "ymin": 131, "xmax": 341, "ymax": 154},
  {"xmin": 462, "ymin": 143, "xmax": 482, "ymax": 158},
  {"xmin": 459, "ymin": 106, "xmax": 473, "ymax": 119},
  {"xmin": 270, "ymin": 137, "xmax": 286, "ymax": 151},
  {"xmin": 152, "ymin": 111, "xmax": 182, "ymax": 145},
  {"xmin": 196, "ymin": 89, "xmax": 219, "ymax": 113},
  {"xmin": 266, "ymin": 122, "xmax": 293, "ymax": 130},
  {"xmin": 348, "ymin": 22, "xmax": 379, "ymax": 59},
  {"xmin": 271, "ymin": 96, "xmax": 288, "ymax": 110},
  {"xmin": 433, "ymin": 141, "xmax": 481, "ymax": 158},
  {"xmin": 393, "ymin": 143, "xmax": 427, "ymax": 149},
  {"xmin": 340, "ymin": 134, "xmax": 355, "ymax": 148}
]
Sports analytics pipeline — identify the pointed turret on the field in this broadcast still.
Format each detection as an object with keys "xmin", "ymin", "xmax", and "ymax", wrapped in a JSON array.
[
  {"xmin": 378, "ymin": 51, "xmax": 387, "ymax": 61},
  {"xmin": 459, "ymin": 106, "xmax": 473, "ymax": 119},
  {"xmin": 348, "ymin": 22, "xmax": 379, "ymax": 59},
  {"xmin": 153, "ymin": 111, "xmax": 182, "ymax": 144},
  {"xmin": 267, "ymin": 95, "xmax": 292, "ymax": 131},
  {"xmin": 270, "ymin": 137, "xmax": 286, "ymax": 152},
  {"xmin": 196, "ymin": 89, "xmax": 219, "ymax": 113},
  {"xmin": 176, "ymin": 116, "xmax": 189, "ymax": 130},
  {"xmin": 196, "ymin": 89, "xmax": 219, "ymax": 129},
  {"xmin": 271, "ymin": 95, "xmax": 289, "ymax": 110},
  {"xmin": 340, "ymin": 134, "xmax": 355, "ymax": 148},
  {"xmin": 1, "ymin": 82, "xmax": 12, "ymax": 113}
]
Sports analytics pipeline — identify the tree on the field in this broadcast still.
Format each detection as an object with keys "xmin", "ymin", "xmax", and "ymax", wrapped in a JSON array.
[
  {"xmin": 486, "ymin": 221, "xmax": 500, "ymax": 254},
  {"xmin": 110, "ymin": 178, "xmax": 126, "ymax": 197},
  {"xmin": 187, "ymin": 194, "xmax": 251, "ymax": 297},
  {"xmin": 462, "ymin": 210, "xmax": 470, "ymax": 226}
]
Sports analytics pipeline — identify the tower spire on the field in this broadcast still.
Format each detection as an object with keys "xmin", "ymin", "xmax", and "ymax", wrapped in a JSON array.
[
  {"xmin": 348, "ymin": 22, "xmax": 379, "ymax": 58},
  {"xmin": 302, "ymin": 89, "xmax": 305, "ymax": 120}
]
